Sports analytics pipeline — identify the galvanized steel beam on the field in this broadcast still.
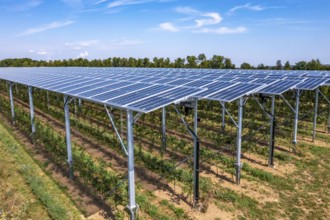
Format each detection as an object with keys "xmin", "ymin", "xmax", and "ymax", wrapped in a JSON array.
[
  {"xmin": 312, "ymin": 88, "xmax": 319, "ymax": 141},
  {"xmin": 64, "ymin": 95, "xmax": 73, "ymax": 179},
  {"xmin": 126, "ymin": 110, "xmax": 137, "ymax": 220},
  {"xmin": 28, "ymin": 86, "xmax": 36, "ymax": 136},
  {"xmin": 9, "ymin": 82, "xmax": 15, "ymax": 125}
]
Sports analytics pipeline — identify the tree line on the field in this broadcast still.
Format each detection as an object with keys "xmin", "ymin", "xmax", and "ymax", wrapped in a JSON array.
[{"xmin": 0, "ymin": 54, "xmax": 329, "ymax": 70}]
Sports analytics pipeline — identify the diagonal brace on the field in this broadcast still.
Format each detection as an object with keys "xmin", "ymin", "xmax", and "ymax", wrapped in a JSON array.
[
  {"xmin": 104, "ymin": 105, "xmax": 128, "ymax": 156},
  {"xmin": 219, "ymin": 101, "xmax": 238, "ymax": 128},
  {"xmin": 280, "ymin": 94, "xmax": 296, "ymax": 113},
  {"xmin": 173, "ymin": 105, "xmax": 198, "ymax": 140},
  {"xmin": 319, "ymin": 91, "xmax": 330, "ymax": 104}
]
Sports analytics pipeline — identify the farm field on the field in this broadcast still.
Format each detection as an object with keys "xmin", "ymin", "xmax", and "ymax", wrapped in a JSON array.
[{"xmin": 0, "ymin": 82, "xmax": 329, "ymax": 220}]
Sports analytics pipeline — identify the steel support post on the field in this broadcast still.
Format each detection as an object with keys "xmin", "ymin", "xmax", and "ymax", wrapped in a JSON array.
[
  {"xmin": 222, "ymin": 102, "xmax": 226, "ymax": 130},
  {"xmin": 64, "ymin": 96, "xmax": 73, "ymax": 179},
  {"xmin": 193, "ymin": 99, "xmax": 200, "ymax": 206},
  {"xmin": 328, "ymin": 104, "xmax": 330, "ymax": 134},
  {"xmin": 74, "ymin": 98, "xmax": 77, "ymax": 118},
  {"xmin": 292, "ymin": 90, "xmax": 300, "ymax": 145},
  {"xmin": 126, "ymin": 110, "xmax": 137, "ymax": 220},
  {"xmin": 161, "ymin": 107, "xmax": 167, "ymax": 151},
  {"xmin": 9, "ymin": 82, "xmax": 15, "ymax": 125},
  {"xmin": 268, "ymin": 95, "xmax": 276, "ymax": 167},
  {"xmin": 120, "ymin": 110, "xmax": 123, "ymax": 137},
  {"xmin": 28, "ymin": 86, "xmax": 36, "ymax": 136},
  {"xmin": 46, "ymin": 91, "xmax": 49, "ymax": 110},
  {"xmin": 235, "ymin": 97, "xmax": 244, "ymax": 185},
  {"xmin": 312, "ymin": 88, "xmax": 319, "ymax": 142}
]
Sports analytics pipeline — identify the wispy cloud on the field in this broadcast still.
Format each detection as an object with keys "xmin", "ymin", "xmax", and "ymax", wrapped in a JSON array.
[
  {"xmin": 194, "ymin": 27, "xmax": 247, "ymax": 34},
  {"xmin": 110, "ymin": 38, "xmax": 143, "ymax": 46},
  {"xmin": 195, "ymin": 12, "xmax": 222, "ymax": 27},
  {"xmin": 65, "ymin": 40, "xmax": 99, "ymax": 50},
  {"xmin": 98, "ymin": 38, "xmax": 143, "ymax": 50},
  {"xmin": 17, "ymin": 20, "xmax": 75, "ymax": 37},
  {"xmin": 61, "ymin": 0, "xmax": 83, "ymax": 9},
  {"xmin": 106, "ymin": 0, "xmax": 170, "ymax": 9},
  {"xmin": 253, "ymin": 18, "xmax": 313, "ymax": 26},
  {"xmin": 7, "ymin": 0, "xmax": 43, "ymax": 11},
  {"xmin": 95, "ymin": 0, "xmax": 107, "ymax": 4},
  {"xmin": 228, "ymin": 3, "xmax": 266, "ymax": 14},
  {"xmin": 107, "ymin": 0, "xmax": 152, "ymax": 8},
  {"xmin": 29, "ymin": 49, "xmax": 51, "ymax": 56},
  {"xmin": 175, "ymin": 6, "xmax": 199, "ymax": 15},
  {"xmin": 158, "ymin": 7, "xmax": 246, "ymax": 35},
  {"xmin": 159, "ymin": 22, "xmax": 179, "ymax": 32}
]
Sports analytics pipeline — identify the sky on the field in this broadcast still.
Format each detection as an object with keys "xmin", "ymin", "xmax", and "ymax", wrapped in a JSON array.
[{"xmin": 0, "ymin": 0, "xmax": 329, "ymax": 66}]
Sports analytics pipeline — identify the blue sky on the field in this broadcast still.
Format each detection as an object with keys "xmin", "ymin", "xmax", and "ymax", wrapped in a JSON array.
[{"xmin": 0, "ymin": 0, "xmax": 329, "ymax": 66}]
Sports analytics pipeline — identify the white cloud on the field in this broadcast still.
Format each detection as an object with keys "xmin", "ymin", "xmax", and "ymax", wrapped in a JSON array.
[
  {"xmin": 78, "ymin": 51, "xmax": 89, "ymax": 58},
  {"xmin": 111, "ymin": 38, "xmax": 143, "ymax": 46},
  {"xmin": 228, "ymin": 3, "xmax": 266, "ymax": 14},
  {"xmin": 17, "ymin": 20, "xmax": 75, "ymax": 37},
  {"xmin": 158, "ymin": 7, "xmax": 245, "ymax": 35},
  {"xmin": 28, "ymin": 49, "xmax": 50, "ymax": 56},
  {"xmin": 195, "ymin": 12, "xmax": 222, "ymax": 28},
  {"xmin": 159, "ymin": 22, "xmax": 179, "ymax": 32},
  {"xmin": 175, "ymin": 6, "xmax": 199, "ymax": 15},
  {"xmin": 107, "ymin": 0, "xmax": 152, "ymax": 8},
  {"xmin": 95, "ymin": 0, "xmax": 108, "ymax": 4},
  {"xmin": 97, "ymin": 38, "xmax": 143, "ymax": 50},
  {"xmin": 65, "ymin": 40, "xmax": 98, "ymax": 50},
  {"xmin": 194, "ymin": 27, "xmax": 247, "ymax": 34}
]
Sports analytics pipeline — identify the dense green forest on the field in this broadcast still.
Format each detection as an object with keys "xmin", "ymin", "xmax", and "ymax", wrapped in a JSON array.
[{"xmin": 0, "ymin": 54, "xmax": 329, "ymax": 70}]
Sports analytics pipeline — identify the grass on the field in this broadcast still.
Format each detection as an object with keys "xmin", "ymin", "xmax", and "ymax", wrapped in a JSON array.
[
  {"xmin": 0, "ymin": 121, "xmax": 82, "ymax": 220},
  {"xmin": 0, "ymin": 144, "xmax": 50, "ymax": 220}
]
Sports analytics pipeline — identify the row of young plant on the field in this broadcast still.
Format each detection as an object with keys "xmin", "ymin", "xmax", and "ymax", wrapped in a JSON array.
[
  {"xmin": 5, "ymin": 84, "xmax": 317, "ymax": 188},
  {"xmin": 1, "ymin": 83, "xmax": 300, "ymax": 219},
  {"xmin": 32, "ymin": 92, "xmax": 292, "ymax": 189},
  {"xmin": 0, "ymin": 95, "xmax": 129, "ymax": 217},
  {"xmin": 2, "ymin": 87, "xmax": 200, "ymax": 219},
  {"xmin": 1, "ymin": 94, "xmax": 204, "ymax": 219},
  {"xmin": 11, "ymin": 82, "xmax": 320, "ymax": 158},
  {"xmin": 1, "ymin": 95, "xmax": 197, "ymax": 220}
]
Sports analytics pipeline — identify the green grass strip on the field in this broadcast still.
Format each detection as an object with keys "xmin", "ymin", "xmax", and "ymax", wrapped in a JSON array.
[{"xmin": 0, "ymin": 122, "xmax": 82, "ymax": 220}]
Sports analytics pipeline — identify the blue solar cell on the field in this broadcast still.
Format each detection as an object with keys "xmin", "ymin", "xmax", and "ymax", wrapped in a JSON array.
[
  {"xmin": 152, "ymin": 78, "xmax": 177, "ymax": 84},
  {"xmin": 195, "ymin": 81, "xmax": 236, "ymax": 97},
  {"xmin": 77, "ymin": 82, "xmax": 129, "ymax": 97},
  {"xmin": 207, "ymin": 83, "xmax": 262, "ymax": 102},
  {"xmin": 251, "ymin": 79, "xmax": 277, "ymax": 84},
  {"xmin": 52, "ymin": 79, "xmax": 101, "ymax": 92},
  {"xmin": 165, "ymin": 79, "xmax": 194, "ymax": 86},
  {"xmin": 295, "ymin": 78, "xmax": 327, "ymax": 90},
  {"xmin": 66, "ymin": 81, "xmax": 116, "ymax": 94},
  {"xmin": 257, "ymin": 80, "xmax": 302, "ymax": 94},
  {"xmin": 129, "ymin": 96, "xmax": 171, "ymax": 111},
  {"xmin": 158, "ymin": 87, "xmax": 194, "ymax": 99},
  {"xmin": 184, "ymin": 80, "xmax": 214, "ymax": 88}
]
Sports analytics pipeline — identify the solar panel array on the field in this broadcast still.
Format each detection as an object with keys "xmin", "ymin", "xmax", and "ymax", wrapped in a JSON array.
[{"xmin": 0, "ymin": 67, "xmax": 329, "ymax": 113}]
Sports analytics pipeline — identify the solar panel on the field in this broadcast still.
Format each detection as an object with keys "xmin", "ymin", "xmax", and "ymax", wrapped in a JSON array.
[
  {"xmin": 0, "ymin": 68, "xmax": 205, "ymax": 113},
  {"xmin": 251, "ymin": 78, "xmax": 277, "ymax": 85},
  {"xmin": 0, "ymin": 67, "xmax": 329, "ymax": 112},
  {"xmin": 194, "ymin": 81, "xmax": 237, "ymax": 98},
  {"xmin": 257, "ymin": 80, "xmax": 303, "ymax": 95},
  {"xmin": 295, "ymin": 78, "xmax": 327, "ymax": 90},
  {"xmin": 205, "ymin": 83, "xmax": 264, "ymax": 102}
]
